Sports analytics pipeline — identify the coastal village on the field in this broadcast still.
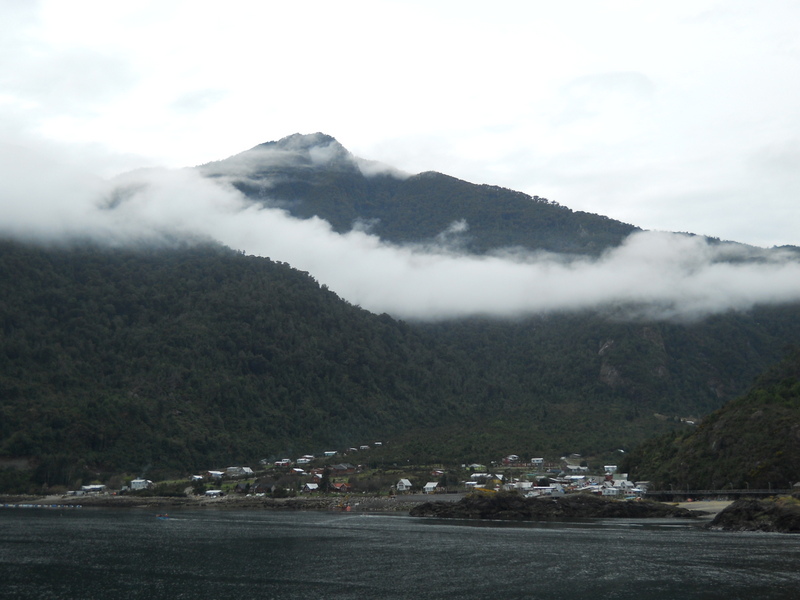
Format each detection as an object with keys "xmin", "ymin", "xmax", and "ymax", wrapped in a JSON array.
[{"xmin": 63, "ymin": 442, "xmax": 650, "ymax": 502}]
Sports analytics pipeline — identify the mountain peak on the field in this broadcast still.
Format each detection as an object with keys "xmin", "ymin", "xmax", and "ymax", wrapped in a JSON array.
[
  {"xmin": 272, "ymin": 132, "xmax": 340, "ymax": 150},
  {"xmin": 252, "ymin": 132, "xmax": 355, "ymax": 170}
]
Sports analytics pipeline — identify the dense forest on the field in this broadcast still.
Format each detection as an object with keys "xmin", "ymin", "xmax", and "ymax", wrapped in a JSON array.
[
  {"xmin": 623, "ymin": 348, "xmax": 800, "ymax": 490},
  {"xmin": 2, "ymin": 238, "xmax": 800, "ymax": 491},
  {"xmin": 2, "ymin": 133, "xmax": 800, "ymax": 492}
]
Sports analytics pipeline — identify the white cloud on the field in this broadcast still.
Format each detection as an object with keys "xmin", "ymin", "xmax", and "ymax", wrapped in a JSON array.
[
  {"xmin": 3, "ymin": 0, "xmax": 800, "ymax": 310},
  {"xmin": 3, "ymin": 149, "xmax": 800, "ymax": 322}
]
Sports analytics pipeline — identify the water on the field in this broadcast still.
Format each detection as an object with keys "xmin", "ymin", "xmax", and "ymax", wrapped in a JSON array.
[{"xmin": 1, "ymin": 508, "xmax": 798, "ymax": 599}]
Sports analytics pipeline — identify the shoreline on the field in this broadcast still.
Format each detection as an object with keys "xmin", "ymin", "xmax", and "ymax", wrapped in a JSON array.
[
  {"xmin": 1, "ymin": 493, "xmax": 732, "ymax": 519},
  {"xmin": 0, "ymin": 493, "xmax": 424, "ymax": 513}
]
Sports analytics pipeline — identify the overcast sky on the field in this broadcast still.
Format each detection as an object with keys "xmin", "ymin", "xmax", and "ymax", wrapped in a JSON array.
[{"xmin": 3, "ymin": 1, "xmax": 800, "ymax": 320}]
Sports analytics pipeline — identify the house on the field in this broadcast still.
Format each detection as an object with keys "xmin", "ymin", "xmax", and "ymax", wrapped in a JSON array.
[
  {"xmin": 274, "ymin": 459, "xmax": 292, "ymax": 467},
  {"xmin": 359, "ymin": 445, "xmax": 370, "ymax": 450},
  {"xmin": 396, "ymin": 478, "xmax": 413, "ymax": 492},
  {"xmin": 291, "ymin": 468, "xmax": 306, "ymax": 475},
  {"xmin": 226, "ymin": 466, "xmax": 253, "ymax": 477},
  {"xmin": 604, "ymin": 465, "xmax": 618, "ymax": 474},
  {"xmin": 130, "ymin": 478, "xmax": 153, "ymax": 490},
  {"xmin": 530, "ymin": 458, "xmax": 544, "ymax": 468},
  {"xmin": 566, "ymin": 464, "xmax": 589, "ymax": 473},
  {"xmin": 303, "ymin": 483, "xmax": 319, "ymax": 493},
  {"xmin": 331, "ymin": 482, "xmax": 351, "ymax": 493},
  {"xmin": 423, "ymin": 482, "xmax": 440, "ymax": 494},
  {"xmin": 323, "ymin": 451, "xmax": 337, "ymax": 457},
  {"xmin": 332, "ymin": 463, "xmax": 356, "ymax": 474},
  {"xmin": 297, "ymin": 458, "xmax": 312, "ymax": 465},
  {"xmin": 251, "ymin": 480, "xmax": 277, "ymax": 495},
  {"xmin": 207, "ymin": 470, "xmax": 224, "ymax": 480},
  {"xmin": 81, "ymin": 484, "xmax": 106, "ymax": 494},
  {"xmin": 205, "ymin": 489, "xmax": 224, "ymax": 497}
]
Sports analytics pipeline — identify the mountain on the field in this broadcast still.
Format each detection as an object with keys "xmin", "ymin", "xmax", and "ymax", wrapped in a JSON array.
[
  {"xmin": 2, "ymin": 239, "xmax": 799, "ymax": 492},
  {"xmin": 2, "ymin": 133, "xmax": 800, "ymax": 491},
  {"xmin": 623, "ymin": 348, "xmax": 800, "ymax": 490},
  {"xmin": 198, "ymin": 133, "xmax": 638, "ymax": 255},
  {"xmin": 0, "ymin": 240, "xmax": 475, "ymax": 487}
]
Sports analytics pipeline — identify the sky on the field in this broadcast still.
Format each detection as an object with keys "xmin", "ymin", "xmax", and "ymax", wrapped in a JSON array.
[{"xmin": 3, "ymin": 0, "xmax": 800, "ymax": 320}]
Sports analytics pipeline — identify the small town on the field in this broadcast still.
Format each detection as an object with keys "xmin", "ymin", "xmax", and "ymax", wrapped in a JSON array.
[{"xmin": 55, "ymin": 442, "xmax": 650, "ymax": 505}]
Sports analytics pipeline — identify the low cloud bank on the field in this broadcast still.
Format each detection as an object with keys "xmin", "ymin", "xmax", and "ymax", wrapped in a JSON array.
[{"xmin": 2, "ymin": 157, "xmax": 800, "ymax": 321}]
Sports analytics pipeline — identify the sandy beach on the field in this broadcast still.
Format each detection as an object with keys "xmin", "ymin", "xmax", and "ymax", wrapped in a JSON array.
[{"xmin": 674, "ymin": 500, "xmax": 733, "ymax": 517}]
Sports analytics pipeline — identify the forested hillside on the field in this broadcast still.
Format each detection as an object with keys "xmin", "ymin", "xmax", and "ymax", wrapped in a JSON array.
[
  {"xmin": 2, "ymin": 238, "xmax": 800, "ymax": 491},
  {"xmin": 0, "ymin": 240, "xmax": 473, "ymax": 486},
  {"xmin": 623, "ymin": 348, "xmax": 800, "ymax": 490}
]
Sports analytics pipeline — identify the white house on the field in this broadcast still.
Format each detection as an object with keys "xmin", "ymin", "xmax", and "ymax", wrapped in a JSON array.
[
  {"xmin": 81, "ymin": 484, "xmax": 106, "ymax": 493},
  {"xmin": 396, "ymin": 478, "xmax": 413, "ymax": 492},
  {"xmin": 205, "ymin": 489, "xmax": 223, "ymax": 497},
  {"xmin": 226, "ymin": 466, "xmax": 253, "ymax": 477},
  {"xmin": 423, "ymin": 481, "xmax": 440, "ymax": 494},
  {"xmin": 303, "ymin": 483, "xmax": 319, "ymax": 493},
  {"xmin": 130, "ymin": 478, "xmax": 153, "ymax": 490}
]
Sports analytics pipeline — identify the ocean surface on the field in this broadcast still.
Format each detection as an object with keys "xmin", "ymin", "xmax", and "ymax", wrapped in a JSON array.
[{"xmin": 1, "ymin": 507, "xmax": 799, "ymax": 599}]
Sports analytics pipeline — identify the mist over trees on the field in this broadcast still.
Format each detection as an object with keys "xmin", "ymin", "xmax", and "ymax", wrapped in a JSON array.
[
  {"xmin": 2, "ymin": 134, "xmax": 800, "ymax": 492},
  {"xmin": 2, "ymin": 238, "xmax": 799, "ymax": 491}
]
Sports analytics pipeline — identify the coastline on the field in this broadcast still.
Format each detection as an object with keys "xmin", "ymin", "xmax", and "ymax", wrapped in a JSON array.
[
  {"xmin": 1, "ymin": 492, "xmax": 732, "ymax": 519},
  {"xmin": 1, "ymin": 493, "xmax": 423, "ymax": 513}
]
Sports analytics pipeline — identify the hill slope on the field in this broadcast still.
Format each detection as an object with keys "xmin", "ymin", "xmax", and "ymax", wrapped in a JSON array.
[
  {"xmin": 2, "ymin": 134, "xmax": 800, "ymax": 491},
  {"xmin": 0, "ymin": 240, "xmax": 474, "ymax": 485},
  {"xmin": 2, "ymin": 239, "xmax": 800, "ymax": 491},
  {"xmin": 623, "ymin": 349, "xmax": 800, "ymax": 489}
]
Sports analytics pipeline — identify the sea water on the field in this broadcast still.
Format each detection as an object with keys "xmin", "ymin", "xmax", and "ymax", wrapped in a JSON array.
[{"xmin": 1, "ymin": 508, "xmax": 798, "ymax": 599}]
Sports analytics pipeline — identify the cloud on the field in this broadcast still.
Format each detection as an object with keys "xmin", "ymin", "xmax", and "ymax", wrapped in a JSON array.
[{"xmin": 3, "ymin": 149, "xmax": 800, "ymax": 322}]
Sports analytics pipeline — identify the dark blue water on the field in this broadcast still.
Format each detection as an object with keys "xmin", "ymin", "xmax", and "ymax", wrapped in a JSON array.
[{"xmin": 1, "ymin": 508, "xmax": 798, "ymax": 599}]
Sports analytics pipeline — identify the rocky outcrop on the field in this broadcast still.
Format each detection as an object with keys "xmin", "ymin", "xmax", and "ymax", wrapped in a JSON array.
[
  {"xmin": 409, "ymin": 492, "xmax": 699, "ymax": 520},
  {"xmin": 707, "ymin": 497, "xmax": 800, "ymax": 533}
]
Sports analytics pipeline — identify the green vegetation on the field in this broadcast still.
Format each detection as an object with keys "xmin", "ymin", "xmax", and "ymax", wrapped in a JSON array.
[
  {"xmin": 2, "ymin": 135, "xmax": 799, "ymax": 492},
  {"xmin": 624, "ymin": 348, "xmax": 800, "ymax": 489},
  {"xmin": 2, "ymin": 237, "xmax": 800, "ymax": 492}
]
